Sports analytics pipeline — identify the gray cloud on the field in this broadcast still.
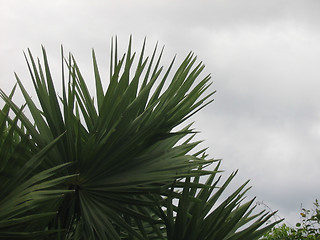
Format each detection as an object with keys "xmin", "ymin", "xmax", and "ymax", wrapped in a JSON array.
[{"xmin": 1, "ymin": 0, "xmax": 320, "ymax": 225}]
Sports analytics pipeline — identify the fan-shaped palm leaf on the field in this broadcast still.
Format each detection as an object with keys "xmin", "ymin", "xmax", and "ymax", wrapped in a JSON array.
[
  {"xmin": 155, "ymin": 161, "xmax": 282, "ymax": 240},
  {"xmin": 0, "ymin": 91, "xmax": 75, "ymax": 239},
  {"xmin": 0, "ymin": 37, "xmax": 279, "ymax": 239},
  {"xmin": 1, "ymin": 38, "xmax": 216, "ymax": 239}
]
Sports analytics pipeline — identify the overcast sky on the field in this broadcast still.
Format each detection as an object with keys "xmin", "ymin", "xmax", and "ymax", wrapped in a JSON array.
[{"xmin": 1, "ymin": 0, "xmax": 320, "ymax": 226}]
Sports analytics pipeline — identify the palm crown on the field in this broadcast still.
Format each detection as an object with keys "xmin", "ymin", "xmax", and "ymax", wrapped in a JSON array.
[{"xmin": 0, "ymin": 37, "xmax": 281, "ymax": 239}]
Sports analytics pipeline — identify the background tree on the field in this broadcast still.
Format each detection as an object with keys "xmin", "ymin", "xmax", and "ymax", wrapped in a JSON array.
[{"xmin": 260, "ymin": 200, "xmax": 320, "ymax": 240}]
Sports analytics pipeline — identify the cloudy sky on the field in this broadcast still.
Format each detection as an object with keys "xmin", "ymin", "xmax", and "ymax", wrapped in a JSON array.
[{"xmin": 1, "ymin": 0, "xmax": 320, "ymax": 226}]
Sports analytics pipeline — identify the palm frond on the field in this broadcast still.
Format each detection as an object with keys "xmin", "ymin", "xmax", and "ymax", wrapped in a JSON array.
[
  {"xmin": 1, "ymin": 38, "xmax": 215, "ymax": 239},
  {"xmin": 0, "ymin": 101, "xmax": 75, "ymax": 239},
  {"xmin": 157, "ymin": 161, "xmax": 281, "ymax": 240},
  {"xmin": 0, "ymin": 37, "xmax": 279, "ymax": 239}
]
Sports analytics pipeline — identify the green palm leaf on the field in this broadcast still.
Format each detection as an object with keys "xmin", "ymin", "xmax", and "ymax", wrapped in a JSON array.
[
  {"xmin": 0, "ymin": 37, "xmax": 279, "ymax": 239},
  {"xmin": 0, "ymin": 102, "xmax": 75, "ymax": 239},
  {"xmin": 1, "ymin": 38, "xmax": 216, "ymax": 239},
  {"xmin": 157, "ymin": 161, "xmax": 282, "ymax": 240}
]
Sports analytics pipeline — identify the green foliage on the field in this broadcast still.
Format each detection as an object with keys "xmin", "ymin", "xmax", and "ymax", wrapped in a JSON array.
[
  {"xmin": 0, "ymin": 37, "xmax": 279, "ymax": 239},
  {"xmin": 0, "ymin": 87, "xmax": 75, "ymax": 239},
  {"xmin": 260, "ymin": 200, "xmax": 320, "ymax": 240}
]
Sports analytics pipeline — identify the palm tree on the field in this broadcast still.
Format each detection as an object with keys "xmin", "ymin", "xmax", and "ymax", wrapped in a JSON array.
[{"xmin": 0, "ymin": 37, "xmax": 281, "ymax": 239}]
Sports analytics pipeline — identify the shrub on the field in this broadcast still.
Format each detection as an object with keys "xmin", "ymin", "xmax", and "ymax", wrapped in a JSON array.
[{"xmin": 261, "ymin": 199, "xmax": 320, "ymax": 240}]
